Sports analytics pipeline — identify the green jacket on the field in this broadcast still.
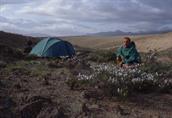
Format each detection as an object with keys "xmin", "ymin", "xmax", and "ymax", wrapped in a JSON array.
[{"xmin": 116, "ymin": 42, "xmax": 141, "ymax": 64}]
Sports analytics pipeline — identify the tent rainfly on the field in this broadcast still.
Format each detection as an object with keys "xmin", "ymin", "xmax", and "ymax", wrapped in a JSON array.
[{"xmin": 30, "ymin": 37, "xmax": 75, "ymax": 57}]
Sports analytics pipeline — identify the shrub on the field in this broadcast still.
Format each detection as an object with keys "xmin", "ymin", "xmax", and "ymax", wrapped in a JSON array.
[
  {"xmin": 88, "ymin": 50, "xmax": 116, "ymax": 63},
  {"xmin": 0, "ymin": 44, "xmax": 24, "ymax": 62},
  {"xmin": 67, "ymin": 61, "xmax": 172, "ymax": 99},
  {"xmin": 25, "ymin": 54, "xmax": 39, "ymax": 60},
  {"xmin": 141, "ymin": 49, "xmax": 172, "ymax": 77},
  {"xmin": 66, "ymin": 50, "xmax": 172, "ymax": 99},
  {"xmin": 4, "ymin": 65, "xmax": 31, "ymax": 76}
]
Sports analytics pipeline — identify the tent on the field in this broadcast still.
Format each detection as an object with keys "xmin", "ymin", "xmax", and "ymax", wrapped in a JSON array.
[{"xmin": 30, "ymin": 37, "xmax": 75, "ymax": 57}]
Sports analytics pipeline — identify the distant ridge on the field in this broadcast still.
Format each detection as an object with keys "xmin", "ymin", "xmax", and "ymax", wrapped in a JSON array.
[
  {"xmin": 88, "ymin": 29, "xmax": 172, "ymax": 36},
  {"xmin": 24, "ymin": 32, "xmax": 51, "ymax": 37}
]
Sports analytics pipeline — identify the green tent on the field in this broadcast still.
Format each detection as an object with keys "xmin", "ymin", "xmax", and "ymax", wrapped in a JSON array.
[{"xmin": 30, "ymin": 37, "xmax": 75, "ymax": 57}]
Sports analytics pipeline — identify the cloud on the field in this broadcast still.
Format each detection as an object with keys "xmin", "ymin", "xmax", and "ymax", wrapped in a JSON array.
[
  {"xmin": 0, "ymin": 0, "xmax": 31, "ymax": 5},
  {"xmin": 0, "ymin": 0, "xmax": 172, "ymax": 36}
]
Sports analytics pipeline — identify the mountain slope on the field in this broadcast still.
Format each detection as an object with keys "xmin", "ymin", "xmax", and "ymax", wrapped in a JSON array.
[
  {"xmin": 64, "ymin": 32, "xmax": 172, "ymax": 52},
  {"xmin": 0, "ymin": 31, "xmax": 38, "ymax": 49}
]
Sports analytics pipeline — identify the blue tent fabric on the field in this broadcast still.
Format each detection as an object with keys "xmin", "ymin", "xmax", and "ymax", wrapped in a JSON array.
[{"xmin": 30, "ymin": 37, "xmax": 75, "ymax": 57}]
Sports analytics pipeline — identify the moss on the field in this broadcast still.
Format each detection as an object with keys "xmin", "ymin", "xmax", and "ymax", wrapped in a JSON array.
[{"xmin": 3, "ymin": 60, "xmax": 53, "ymax": 77}]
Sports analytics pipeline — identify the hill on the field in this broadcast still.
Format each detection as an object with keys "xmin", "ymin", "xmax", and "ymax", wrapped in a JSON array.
[
  {"xmin": 0, "ymin": 31, "xmax": 38, "ymax": 49},
  {"xmin": 0, "ymin": 31, "xmax": 172, "ymax": 118},
  {"xmin": 1, "ymin": 30, "xmax": 172, "ymax": 53},
  {"xmin": 64, "ymin": 32, "xmax": 172, "ymax": 52}
]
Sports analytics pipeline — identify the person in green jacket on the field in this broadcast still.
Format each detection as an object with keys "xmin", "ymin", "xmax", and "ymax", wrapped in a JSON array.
[{"xmin": 116, "ymin": 37, "xmax": 141, "ymax": 67}]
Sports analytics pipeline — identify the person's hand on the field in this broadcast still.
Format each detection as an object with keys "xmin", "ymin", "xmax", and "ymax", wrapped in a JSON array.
[
  {"xmin": 116, "ymin": 56, "xmax": 120, "ymax": 61},
  {"xmin": 122, "ymin": 57, "xmax": 125, "ymax": 63},
  {"xmin": 117, "ymin": 56, "xmax": 123, "ymax": 61}
]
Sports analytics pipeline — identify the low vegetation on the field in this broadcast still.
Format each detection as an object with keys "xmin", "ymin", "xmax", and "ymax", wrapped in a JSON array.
[
  {"xmin": 88, "ymin": 49, "xmax": 116, "ymax": 63},
  {"xmin": 0, "ymin": 44, "xmax": 172, "ymax": 118},
  {"xmin": 67, "ymin": 49, "xmax": 172, "ymax": 99}
]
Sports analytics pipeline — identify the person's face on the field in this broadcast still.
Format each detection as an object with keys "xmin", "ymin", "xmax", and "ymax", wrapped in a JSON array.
[{"xmin": 123, "ymin": 38, "xmax": 130, "ymax": 47}]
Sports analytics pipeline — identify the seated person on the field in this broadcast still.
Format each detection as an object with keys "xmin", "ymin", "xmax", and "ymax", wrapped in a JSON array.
[{"xmin": 116, "ymin": 37, "xmax": 141, "ymax": 67}]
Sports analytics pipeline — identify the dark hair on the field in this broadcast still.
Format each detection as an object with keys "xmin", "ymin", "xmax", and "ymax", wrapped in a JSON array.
[
  {"xmin": 131, "ymin": 41, "xmax": 136, "ymax": 47},
  {"xmin": 124, "ymin": 37, "xmax": 131, "ymax": 42}
]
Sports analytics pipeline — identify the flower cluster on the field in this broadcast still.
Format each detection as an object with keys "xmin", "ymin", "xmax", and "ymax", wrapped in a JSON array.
[
  {"xmin": 76, "ymin": 63, "xmax": 172, "ymax": 92},
  {"xmin": 77, "ymin": 63, "xmax": 155, "ymax": 82}
]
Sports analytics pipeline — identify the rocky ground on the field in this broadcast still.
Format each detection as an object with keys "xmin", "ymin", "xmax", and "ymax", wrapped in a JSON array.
[{"xmin": 0, "ymin": 45, "xmax": 172, "ymax": 118}]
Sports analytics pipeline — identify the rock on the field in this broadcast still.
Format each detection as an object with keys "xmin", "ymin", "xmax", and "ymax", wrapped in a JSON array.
[
  {"xmin": 82, "ymin": 89, "xmax": 104, "ymax": 100},
  {"xmin": 27, "ymin": 96, "xmax": 51, "ymax": 103},
  {"xmin": 89, "ymin": 104, "xmax": 99, "ymax": 109},
  {"xmin": 0, "ymin": 61, "xmax": 7, "ymax": 68},
  {"xmin": 0, "ymin": 109, "xmax": 14, "ymax": 118},
  {"xmin": 42, "ymin": 78, "xmax": 50, "ymax": 85},
  {"xmin": 116, "ymin": 105, "xmax": 130, "ymax": 116},
  {"xmin": 82, "ymin": 103, "xmax": 89, "ymax": 112},
  {"xmin": 82, "ymin": 103, "xmax": 90, "ymax": 116},
  {"xmin": 37, "ymin": 106, "xmax": 66, "ymax": 118},
  {"xmin": 3, "ymin": 97, "xmax": 16, "ymax": 109},
  {"xmin": 20, "ymin": 100, "xmax": 45, "ymax": 118},
  {"xmin": 47, "ymin": 61, "xmax": 63, "ymax": 68},
  {"xmin": 13, "ymin": 83, "xmax": 22, "ymax": 89},
  {"xmin": 42, "ymin": 75, "xmax": 51, "ymax": 85},
  {"xmin": 0, "ymin": 97, "xmax": 15, "ymax": 118},
  {"xmin": 20, "ymin": 96, "xmax": 52, "ymax": 118},
  {"xmin": 0, "ymin": 80, "xmax": 4, "ymax": 87}
]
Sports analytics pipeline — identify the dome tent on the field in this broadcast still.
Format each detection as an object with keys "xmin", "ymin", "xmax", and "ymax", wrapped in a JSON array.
[{"xmin": 30, "ymin": 37, "xmax": 75, "ymax": 57}]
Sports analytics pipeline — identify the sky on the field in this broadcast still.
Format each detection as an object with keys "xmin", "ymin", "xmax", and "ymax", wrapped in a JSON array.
[{"xmin": 0, "ymin": 0, "xmax": 172, "ymax": 36}]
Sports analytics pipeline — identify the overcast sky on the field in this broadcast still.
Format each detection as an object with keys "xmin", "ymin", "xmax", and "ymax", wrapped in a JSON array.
[{"xmin": 0, "ymin": 0, "xmax": 172, "ymax": 36}]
